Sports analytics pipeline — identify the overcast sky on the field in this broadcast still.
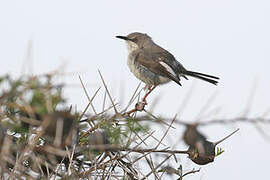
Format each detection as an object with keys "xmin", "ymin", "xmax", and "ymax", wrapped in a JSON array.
[{"xmin": 0, "ymin": 0, "xmax": 270, "ymax": 179}]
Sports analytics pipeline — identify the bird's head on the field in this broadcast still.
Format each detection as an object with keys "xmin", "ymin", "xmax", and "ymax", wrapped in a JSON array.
[{"xmin": 116, "ymin": 32, "xmax": 152, "ymax": 52}]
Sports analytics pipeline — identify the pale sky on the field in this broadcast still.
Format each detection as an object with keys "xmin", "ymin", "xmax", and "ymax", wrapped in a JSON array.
[{"xmin": 0, "ymin": 1, "xmax": 270, "ymax": 179}]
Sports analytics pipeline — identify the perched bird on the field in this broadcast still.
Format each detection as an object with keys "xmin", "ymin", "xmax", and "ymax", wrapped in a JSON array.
[{"xmin": 116, "ymin": 32, "xmax": 219, "ymax": 101}]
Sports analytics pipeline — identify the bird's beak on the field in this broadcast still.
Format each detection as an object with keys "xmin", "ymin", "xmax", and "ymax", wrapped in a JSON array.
[{"xmin": 116, "ymin": 36, "xmax": 131, "ymax": 41}]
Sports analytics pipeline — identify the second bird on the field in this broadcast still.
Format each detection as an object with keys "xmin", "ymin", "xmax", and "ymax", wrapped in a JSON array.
[{"xmin": 116, "ymin": 32, "xmax": 219, "ymax": 101}]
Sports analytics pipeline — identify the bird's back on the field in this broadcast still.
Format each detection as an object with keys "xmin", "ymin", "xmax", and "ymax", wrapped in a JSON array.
[{"xmin": 144, "ymin": 42, "xmax": 188, "ymax": 75}]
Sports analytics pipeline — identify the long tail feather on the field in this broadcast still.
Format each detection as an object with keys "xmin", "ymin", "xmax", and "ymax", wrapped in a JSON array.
[
  {"xmin": 187, "ymin": 71, "xmax": 219, "ymax": 79},
  {"xmin": 184, "ymin": 71, "xmax": 219, "ymax": 85}
]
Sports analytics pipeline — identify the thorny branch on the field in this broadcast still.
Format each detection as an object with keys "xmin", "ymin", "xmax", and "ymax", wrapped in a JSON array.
[{"xmin": 0, "ymin": 70, "xmax": 269, "ymax": 179}]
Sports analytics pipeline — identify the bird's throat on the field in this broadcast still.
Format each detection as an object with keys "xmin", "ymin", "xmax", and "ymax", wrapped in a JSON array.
[{"xmin": 126, "ymin": 41, "xmax": 139, "ymax": 54}]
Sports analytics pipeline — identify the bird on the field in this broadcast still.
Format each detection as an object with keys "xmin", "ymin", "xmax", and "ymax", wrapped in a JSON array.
[{"xmin": 116, "ymin": 32, "xmax": 219, "ymax": 102}]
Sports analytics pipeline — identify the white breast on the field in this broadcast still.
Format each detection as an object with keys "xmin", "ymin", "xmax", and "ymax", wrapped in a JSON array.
[{"xmin": 127, "ymin": 52, "xmax": 142, "ymax": 80}]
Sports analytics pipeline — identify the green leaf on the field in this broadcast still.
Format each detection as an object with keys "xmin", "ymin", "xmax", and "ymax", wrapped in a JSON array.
[{"xmin": 215, "ymin": 147, "xmax": 225, "ymax": 157}]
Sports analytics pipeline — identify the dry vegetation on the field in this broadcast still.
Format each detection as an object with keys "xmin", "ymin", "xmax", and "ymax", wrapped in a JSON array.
[{"xmin": 0, "ymin": 70, "xmax": 269, "ymax": 179}]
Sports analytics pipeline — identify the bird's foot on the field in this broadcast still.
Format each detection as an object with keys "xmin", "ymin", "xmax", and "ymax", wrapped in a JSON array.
[
  {"xmin": 141, "ymin": 98, "xmax": 148, "ymax": 105},
  {"xmin": 124, "ymin": 85, "xmax": 156, "ymax": 116},
  {"xmin": 125, "ymin": 101, "xmax": 147, "ymax": 116},
  {"xmin": 135, "ymin": 101, "xmax": 146, "ymax": 111}
]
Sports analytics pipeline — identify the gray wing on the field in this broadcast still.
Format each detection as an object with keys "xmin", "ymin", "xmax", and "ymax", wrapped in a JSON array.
[
  {"xmin": 135, "ymin": 49, "xmax": 182, "ymax": 85},
  {"xmin": 155, "ymin": 48, "xmax": 188, "ymax": 74},
  {"xmin": 153, "ymin": 47, "xmax": 189, "ymax": 80}
]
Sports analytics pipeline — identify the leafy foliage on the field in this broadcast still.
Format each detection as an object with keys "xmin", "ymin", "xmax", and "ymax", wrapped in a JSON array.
[{"xmin": 215, "ymin": 147, "xmax": 225, "ymax": 157}]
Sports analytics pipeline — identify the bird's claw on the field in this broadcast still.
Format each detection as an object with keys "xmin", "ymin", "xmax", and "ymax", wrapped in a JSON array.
[
  {"xmin": 124, "ymin": 101, "xmax": 147, "ymax": 116},
  {"xmin": 135, "ymin": 101, "xmax": 146, "ymax": 111},
  {"xmin": 141, "ymin": 98, "xmax": 148, "ymax": 105}
]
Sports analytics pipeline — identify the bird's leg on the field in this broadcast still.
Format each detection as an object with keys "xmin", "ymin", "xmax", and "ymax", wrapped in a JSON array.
[
  {"xmin": 143, "ymin": 84, "xmax": 151, "ymax": 91},
  {"xmin": 124, "ymin": 86, "xmax": 157, "ymax": 116},
  {"xmin": 142, "ymin": 85, "xmax": 157, "ymax": 104},
  {"xmin": 125, "ymin": 86, "xmax": 156, "ymax": 116}
]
